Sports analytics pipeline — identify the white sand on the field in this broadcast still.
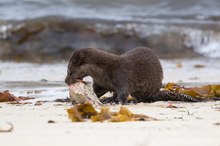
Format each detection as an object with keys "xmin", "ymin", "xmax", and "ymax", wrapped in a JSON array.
[{"xmin": 0, "ymin": 101, "xmax": 220, "ymax": 146}]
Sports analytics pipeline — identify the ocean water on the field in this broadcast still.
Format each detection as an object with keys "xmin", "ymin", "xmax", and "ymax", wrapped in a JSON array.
[
  {"xmin": 1, "ymin": 0, "xmax": 220, "ymax": 21},
  {"xmin": 1, "ymin": 0, "xmax": 220, "ymax": 58}
]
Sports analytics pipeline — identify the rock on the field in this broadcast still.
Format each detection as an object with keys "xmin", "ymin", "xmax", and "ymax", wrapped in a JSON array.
[{"xmin": 1, "ymin": 16, "xmax": 219, "ymax": 62}]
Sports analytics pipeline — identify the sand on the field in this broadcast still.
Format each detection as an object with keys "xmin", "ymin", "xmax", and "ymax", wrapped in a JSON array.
[
  {"xmin": 1, "ymin": 59, "xmax": 220, "ymax": 146},
  {"xmin": 0, "ymin": 101, "xmax": 220, "ymax": 146}
]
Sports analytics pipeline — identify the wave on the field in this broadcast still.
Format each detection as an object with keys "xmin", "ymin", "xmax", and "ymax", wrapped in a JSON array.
[
  {"xmin": 1, "ymin": 16, "xmax": 220, "ymax": 62},
  {"xmin": 184, "ymin": 29, "xmax": 220, "ymax": 58}
]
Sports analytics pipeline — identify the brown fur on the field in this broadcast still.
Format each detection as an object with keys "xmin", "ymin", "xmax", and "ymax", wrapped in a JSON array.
[{"xmin": 65, "ymin": 47, "xmax": 163, "ymax": 103}]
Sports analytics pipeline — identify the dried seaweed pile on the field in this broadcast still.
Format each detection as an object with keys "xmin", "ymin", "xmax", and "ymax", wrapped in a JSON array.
[{"xmin": 67, "ymin": 103, "xmax": 157, "ymax": 122}]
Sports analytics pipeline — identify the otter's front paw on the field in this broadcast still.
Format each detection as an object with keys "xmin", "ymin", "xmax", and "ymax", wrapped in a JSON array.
[{"xmin": 116, "ymin": 91, "xmax": 129, "ymax": 105}]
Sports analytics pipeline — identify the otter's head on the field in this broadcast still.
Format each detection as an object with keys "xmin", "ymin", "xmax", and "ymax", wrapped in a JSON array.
[{"xmin": 65, "ymin": 48, "xmax": 90, "ymax": 85}]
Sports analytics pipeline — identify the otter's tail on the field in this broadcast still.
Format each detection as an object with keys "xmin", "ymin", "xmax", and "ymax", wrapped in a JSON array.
[{"xmin": 154, "ymin": 90, "xmax": 212, "ymax": 102}]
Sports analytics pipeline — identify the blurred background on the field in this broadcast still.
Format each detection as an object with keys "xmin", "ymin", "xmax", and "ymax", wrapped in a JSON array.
[
  {"xmin": 1, "ymin": 0, "xmax": 220, "ymax": 62},
  {"xmin": 0, "ymin": 0, "xmax": 220, "ymax": 83}
]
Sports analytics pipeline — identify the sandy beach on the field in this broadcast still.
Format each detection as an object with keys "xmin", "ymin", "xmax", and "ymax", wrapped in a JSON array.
[
  {"xmin": 0, "ymin": 101, "xmax": 220, "ymax": 146},
  {"xmin": 1, "ymin": 0, "xmax": 220, "ymax": 145},
  {"xmin": 1, "ymin": 59, "xmax": 220, "ymax": 146}
]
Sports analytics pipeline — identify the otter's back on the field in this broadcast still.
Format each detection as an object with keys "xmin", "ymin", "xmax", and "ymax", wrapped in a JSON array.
[{"xmin": 121, "ymin": 47, "xmax": 163, "ymax": 99}]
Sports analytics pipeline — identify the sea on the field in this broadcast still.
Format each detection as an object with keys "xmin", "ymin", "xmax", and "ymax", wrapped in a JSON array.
[{"xmin": 0, "ymin": 0, "xmax": 220, "ymax": 58}]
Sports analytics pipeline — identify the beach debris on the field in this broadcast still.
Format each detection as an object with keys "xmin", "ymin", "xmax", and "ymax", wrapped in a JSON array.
[
  {"xmin": 48, "ymin": 120, "xmax": 56, "ymax": 123},
  {"xmin": 54, "ymin": 98, "xmax": 70, "ymax": 102},
  {"xmin": 40, "ymin": 79, "xmax": 48, "ymax": 82},
  {"xmin": 0, "ymin": 123, "xmax": 14, "ymax": 133},
  {"xmin": 194, "ymin": 64, "xmax": 205, "ymax": 68},
  {"xmin": 34, "ymin": 102, "xmax": 43, "ymax": 106},
  {"xmin": 0, "ymin": 90, "xmax": 33, "ymax": 102},
  {"xmin": 211, "ymin": 105, "xmax": 220, "ymax": 111},
  {"xmin": 67, "ymin": 103, "xmax": 157, "ymax": 122},
  {"xmin": 25, "ymin": 90, "xmax": 44, "ymax": 94},
  {"xmin": 174, "ymin": 117, "xmax": 183, "ymax": 119},
  {"xmin": 187, "ymin": 110, "xmax": 193, "ymax": 115},
  {"xmin": 69, "ymin": 81, "xmax": 102, "ymax": 105},
  {"xmin": 8, "ymin": 101, "xmax": 32, "ymax": 105},
  {"xmin": 164, "ymin": 83, "xmax": 220, "ymax": 99},
  {"xmin": 7, "ymin": 101, "xmax": 22, "ymax": 105},
  {"xmin": 214, "ymin": 122, "xmax": 220, "ymax": 126},
  {"xmin": 176, "ymin": 63, "xmax": 182, "ymax": 68},
  {"xmin": 166, "ymin": 103, "xmax": 178, "ymax": 108},
  {"xmin": 53, "ymin": 103, "xmax": 65, "ymax": 106}
]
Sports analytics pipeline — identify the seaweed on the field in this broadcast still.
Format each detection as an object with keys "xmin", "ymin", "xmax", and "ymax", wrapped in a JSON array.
[
  {"xmin": 67, "ymin": 103, "xmax": 157, "ymax": 122},
  {"xmin": 91, "ymin": 107, "xmax": 111, "ymax": 122},
  {"xmin": 164, "ymin": 83, "xmax": 220, "ymax": 99},
  {"xmin": 67, "ymin": 106, "xmax": 84, "ymax": 122},
  {"xmin": 0, "ymin": 90, "xmax": 33, "ymax": 102},
  {"xmin": 67, "ymin": 103, "xmax": 98, "ymax": 122}
]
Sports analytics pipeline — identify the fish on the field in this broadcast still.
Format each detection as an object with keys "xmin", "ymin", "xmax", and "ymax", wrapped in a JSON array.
[{"xmin": 69, "ymin": 81, "xmax": 102, "ymax": 105}]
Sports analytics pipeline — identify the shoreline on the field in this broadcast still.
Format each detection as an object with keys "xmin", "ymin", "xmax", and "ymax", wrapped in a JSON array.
[{"xmin": 1, "ymin": 58, "xmax": 220, "ymax": 83}]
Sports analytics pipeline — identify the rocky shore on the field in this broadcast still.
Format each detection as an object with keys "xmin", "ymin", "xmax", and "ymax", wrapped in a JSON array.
[{"xmin": 1, "ymin": 16, "xmax": 220, "ymax": 62}]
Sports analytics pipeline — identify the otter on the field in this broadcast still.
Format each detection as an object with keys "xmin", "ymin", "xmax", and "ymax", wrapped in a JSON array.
[{"xmin": 65, "ymin": 47, "xmax": 202, "ymax": 104}]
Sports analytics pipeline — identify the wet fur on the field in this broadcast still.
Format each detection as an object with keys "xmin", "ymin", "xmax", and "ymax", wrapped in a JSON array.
[{"xmin": 65, "ymin": 47, "xmax": 163, "ymax": 103}]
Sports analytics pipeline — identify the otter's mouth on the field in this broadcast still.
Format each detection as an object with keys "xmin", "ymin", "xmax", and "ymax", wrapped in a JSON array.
[
  {"xmin": 75, "ymin": 78, "xmax": 83, "ymax": 82},
  {"xmin": 75, "ymin": 78, "xmax": 82, "ymax": 81},
  {"xmin": 67, "ymin": 78, "xmax": 86, "ymax": 86},
  {"xmin": 75, "ymin": 78, "xmax": 88, "ymax": 84},
  {"xmin": 65, "ymin": 75, "xmax": 87, "ymax": 85}
]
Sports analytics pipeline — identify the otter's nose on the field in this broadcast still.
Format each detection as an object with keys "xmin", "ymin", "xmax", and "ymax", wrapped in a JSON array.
[{"xmin": 65, "ymin": 77, "xmax": 71, "ymax": 85}]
